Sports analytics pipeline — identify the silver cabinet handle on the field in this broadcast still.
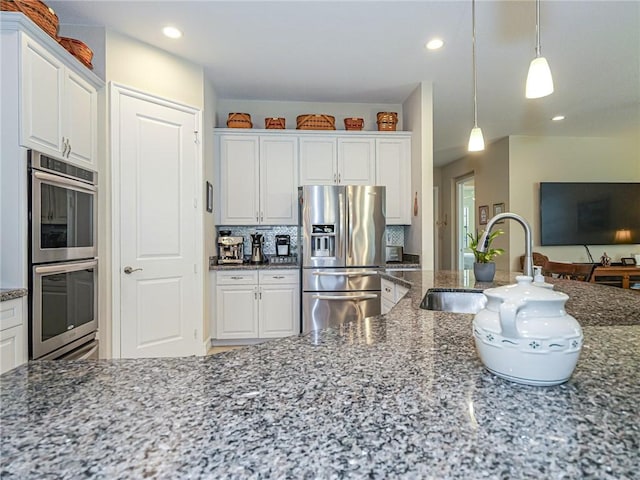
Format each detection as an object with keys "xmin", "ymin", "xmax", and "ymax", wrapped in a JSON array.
[
  {"xmin": 230, "ymin": 276, "xmax": 244, "ymax": 280},
  {"xmin": 124, "ymin": 266, "xmax": 143, "ymax": 274},
  {"xmin": 256, "ymin": 212, "xmax": 259, "ymax": 222},
  {"xmin": 333, "ymin": 173, "xmax": 337, "ymax": 183},
  {"xmin": 272, "ymin": 275, "xmax": 285, "ymax": 279},
  {"xmin": 260, "ymin": 211, "xmax": 264, "ymax": 222},
  {"xmin": 66, "ymin": 139, "xmax": 71, "ymax": 158},
  {"xmin": 338, "ymin": 173, "xmax": 341, "ymax": 183}
]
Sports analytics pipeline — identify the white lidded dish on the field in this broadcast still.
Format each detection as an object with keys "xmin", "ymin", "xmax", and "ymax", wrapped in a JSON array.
[{"xmin": 473, "ymin": 275, "xmax": 582, "ymax": 386}]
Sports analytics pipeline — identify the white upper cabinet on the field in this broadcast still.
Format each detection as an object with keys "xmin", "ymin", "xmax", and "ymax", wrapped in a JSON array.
[
  {"xmin": 299, "ymin": 136, "xmax": 375, "ymax": 185},
  {"xmin": 215, "ymin": 129, "xmax": 411, "ymax": 225},
  {"xmin": 218, "ymin": 135, "xmax": 260, "ymax": 225},
  {"xmin": 260, "ymin": 136, "xmax": 299, "ymax": 225},
  {"xmin": 217, "ymin": 133, "xmax": 298, "ymax": 225},
  {"xmin": 19, "ymin": 31, "xmax": 98, "ymax": 170},
  {"xmin": 376, "ymin": 137, "xmax": 411, "ymax": 225}
]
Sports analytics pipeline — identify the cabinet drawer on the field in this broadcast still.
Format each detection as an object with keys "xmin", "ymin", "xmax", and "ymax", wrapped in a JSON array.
[
  {"xmin": 259, "ymin": 270, "xmax": 299, "ymax": 284},
  {"xmin": 381, "ymin": 279, "xmax": 395, "ymax": 303},
  {"xmin": 216, "ymin": 271, "xmax": 258, "ymax": 285},
  {"xmin": 1, "ymin": 298, "xmax": 24, "ymax": 332}
]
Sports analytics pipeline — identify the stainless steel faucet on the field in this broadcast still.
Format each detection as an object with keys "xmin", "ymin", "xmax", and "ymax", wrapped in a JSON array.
[{"xmin": 478, "ymin": 212, "xmax": 534, "ymax": 278}]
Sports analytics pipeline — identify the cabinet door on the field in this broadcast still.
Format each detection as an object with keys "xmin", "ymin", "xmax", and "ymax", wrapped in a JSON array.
[
  {"xmin": 219, "ymin": 135, "xmax": 260, "ymax": 225},
  {"xmin": 259, "ymin": 282, "xmax": 299, "ymax": 337},
  {"xmin": 338, "ymin": 138, "xmax": 375, "ymax": 185},
  {"xmin": 20, "ymin": 33, "xmax": 64, "ymax": 157},
  {"xmin": 0, "ymin": 298, "xmax": 26, "ymax": 374},
  {"xmin": 64, "ymin": 70, "xmax": 97, "ymax": 168},
  {"xmin": 260, "ymin": 136, "xmax": 298, "ymax": 225},
  {"xmin": 215, "ymin": 284, "xmax": 259, "ymax": 339},
  {"xmin": 299, "ymin": 136, "xmax": 337, "ymax": 185},
  {"xmin": 376, "ymin": 138, "xmax": 411, "ymax": 224}
]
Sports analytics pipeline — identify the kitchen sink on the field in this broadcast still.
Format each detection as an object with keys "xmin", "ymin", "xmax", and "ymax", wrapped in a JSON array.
[{"xmin": 420, "ymin": 289, "xmax": 487, "ymax": 314}]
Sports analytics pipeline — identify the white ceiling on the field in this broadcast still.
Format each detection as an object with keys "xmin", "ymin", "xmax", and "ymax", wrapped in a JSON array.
[{"xmin": 47, "ymin": 0, "xmax": 640, "ymax": 167}]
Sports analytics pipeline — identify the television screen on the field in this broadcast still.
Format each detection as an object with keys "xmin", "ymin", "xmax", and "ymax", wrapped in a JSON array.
[{"xmin": 539, "ymin": 182, "xmax": 640, "ymax": 246}]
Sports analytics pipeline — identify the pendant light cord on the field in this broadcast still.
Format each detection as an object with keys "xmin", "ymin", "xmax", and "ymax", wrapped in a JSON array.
[
  {"xmin": 535, "ymin": 0, "xmax": 542, "ymax": 58},
  {"xmin": 472, "ymin": 0, "xmax": 479, "ymax": 128}
]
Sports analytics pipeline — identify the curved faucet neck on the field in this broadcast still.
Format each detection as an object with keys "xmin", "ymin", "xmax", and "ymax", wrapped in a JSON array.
[{"xmin": 478, "ymin": 212, "xmax": 534, "ymax": 278}]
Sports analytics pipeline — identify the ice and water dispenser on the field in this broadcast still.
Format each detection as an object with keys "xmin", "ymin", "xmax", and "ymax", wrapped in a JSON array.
[{"xmin": 311, "ymin": 225, "xmax": 336, "ymax": 258}]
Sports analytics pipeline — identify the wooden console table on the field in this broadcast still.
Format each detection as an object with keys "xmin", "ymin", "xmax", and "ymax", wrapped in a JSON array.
[{"xmin": 590, "ymin": 266, "xmax": 640, "ymax": 290}]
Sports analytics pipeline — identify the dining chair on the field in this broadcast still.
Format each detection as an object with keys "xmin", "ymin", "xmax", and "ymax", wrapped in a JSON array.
[{"xmin": 542, "ymin": 261, "xmax": 595, "ymax": 282}]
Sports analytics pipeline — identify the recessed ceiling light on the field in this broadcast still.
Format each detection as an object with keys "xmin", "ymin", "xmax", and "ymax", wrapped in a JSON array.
[
  {"xmin": 426, "ymin": 38, "xmax": 444, "ymax": 50},
  {"xmin": 552, "ymin": 115, "xmax": 565, "ymax": 121},
  {"xmin": 162, "ymin": 26, "xmax": 182, "ymax": 39}
]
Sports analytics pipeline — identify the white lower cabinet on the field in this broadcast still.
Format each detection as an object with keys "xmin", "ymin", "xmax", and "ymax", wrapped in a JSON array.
[
  {"xmin": 213, "ymin": 270, "xmax": 299, "ymax": 341},
  {"xmin": 0, "ymin": 297, "xmax": 27, "ymax": 375},
  {"xmin": 380, "ymin": 278, "xmax": 409, "ymax": 314}
]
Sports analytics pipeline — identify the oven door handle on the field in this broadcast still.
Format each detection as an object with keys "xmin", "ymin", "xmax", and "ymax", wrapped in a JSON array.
[
  {"xmin": 33, "ymin": 170, "xmax": 97, "ymax": 193},
  {"xmin": 34, "ymin": 259, "xmax": 98, "ymax": 275}
]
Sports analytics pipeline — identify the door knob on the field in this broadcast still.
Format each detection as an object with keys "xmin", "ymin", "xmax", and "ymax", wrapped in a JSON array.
[{"xmin": 124, "ymin": 266, "xmax": 143, "ymax": 274}]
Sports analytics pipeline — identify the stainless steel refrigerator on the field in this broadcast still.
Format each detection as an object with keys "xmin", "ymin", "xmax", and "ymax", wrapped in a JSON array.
[{"xmin": 299, "ymin": 185, "xmax": 386, "ymax": 333}]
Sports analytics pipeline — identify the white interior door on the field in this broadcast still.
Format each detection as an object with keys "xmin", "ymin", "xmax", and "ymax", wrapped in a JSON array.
[{"xmin": 116, "ymin": 89, "xmax": 200, "ymax": 358}]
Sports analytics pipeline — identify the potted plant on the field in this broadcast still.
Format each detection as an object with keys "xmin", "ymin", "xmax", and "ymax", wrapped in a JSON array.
[{"xmin": 467, "ymin": 229, "xmax": 505, "ymax": 282}]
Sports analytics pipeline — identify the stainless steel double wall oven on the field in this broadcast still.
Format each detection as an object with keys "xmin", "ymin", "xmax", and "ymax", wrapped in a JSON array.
[{"xmin": 28, "ymin": 150, "xmax": 99, "ymax": 360}]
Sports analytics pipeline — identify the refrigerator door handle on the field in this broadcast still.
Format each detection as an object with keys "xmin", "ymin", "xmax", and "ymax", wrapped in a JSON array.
[
  {"xmin": 312, "ymin": 294, "xmax": 379, "ymax": 301},
  {"xmin": 346, "ymin": 189, "xmax": 351, "ymax": 261},
  {"xmin": 312, "ymin": 271, "xmax": 378, "ymax": 276}
]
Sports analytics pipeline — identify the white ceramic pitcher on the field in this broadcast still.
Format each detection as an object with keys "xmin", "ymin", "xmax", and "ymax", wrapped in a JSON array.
[{"xmin": 473, "ymin": 275, "xmax": 582, "ymax": 386}]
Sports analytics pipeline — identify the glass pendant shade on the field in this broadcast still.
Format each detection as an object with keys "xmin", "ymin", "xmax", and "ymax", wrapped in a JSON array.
[
  {"xmin": 526, "ymin": 56, "xmax": 554, "ymax": 98},
  {"xmin": 468, "ymin": 126, "xmax": 485, "ymax": 151}
]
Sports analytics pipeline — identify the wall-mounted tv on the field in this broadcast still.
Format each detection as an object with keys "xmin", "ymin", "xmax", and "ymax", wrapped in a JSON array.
[{"xmin": 539, "ymin": 182, "xmax": 640, "ymax": 246}]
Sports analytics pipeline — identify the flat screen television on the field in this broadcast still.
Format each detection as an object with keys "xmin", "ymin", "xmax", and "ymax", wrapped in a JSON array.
[{"xmin": 539, "ymin": 182, "xmax": 640, "ymax": 246}]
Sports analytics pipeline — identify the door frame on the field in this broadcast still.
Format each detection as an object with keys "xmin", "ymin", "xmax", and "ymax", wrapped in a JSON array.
[
  {"xmin": 455, "ymin": 173, "xmax": 475, "ymax": 270},
  {"xmin": 109, "ymin": 82, "xmax": 203, "ymax": 358}
]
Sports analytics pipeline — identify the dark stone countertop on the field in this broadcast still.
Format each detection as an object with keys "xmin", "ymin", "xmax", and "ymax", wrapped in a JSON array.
[
  {"xmin": 0, "ymin": 288, "xmax": 27, "ymax": 302},
  {"xmin": 1, "ymin": 271, "xmax": 639, "ymax": 479}
]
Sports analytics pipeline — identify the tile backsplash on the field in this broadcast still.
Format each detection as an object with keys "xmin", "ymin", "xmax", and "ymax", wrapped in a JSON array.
[{"xmin": 216, "ymin": 225, "xmax": 405, "ymax": 256}]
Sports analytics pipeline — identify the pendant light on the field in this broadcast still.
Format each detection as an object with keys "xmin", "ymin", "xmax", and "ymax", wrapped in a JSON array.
[
  {"xmin": 468, "ymin": 0, "xmax": 484, "ymax": 152},
  {"xmin": 525, "ymin": 0, "xmax": 554, "ymax": 98}
]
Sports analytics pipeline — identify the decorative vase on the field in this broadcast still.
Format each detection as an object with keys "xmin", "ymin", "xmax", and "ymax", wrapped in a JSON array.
[{"xmin": 474, "ymin": 262, "xmax": 496, "ymax": 282}]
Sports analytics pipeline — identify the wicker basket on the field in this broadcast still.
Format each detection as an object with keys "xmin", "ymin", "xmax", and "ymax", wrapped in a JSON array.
[
  {"xmin": 377, "ymin": 112, "xmax": 398, "ymax": 131},
  {"xmin": 296, "ymin": 114, "xmax": 335, "ymax": 130},
  {"xmin": 0, "ymin": 0, "xmax": 20, "ymax": 12},
  {"xmin": 226, "ymin": 113, "xmax": 252, "ymax": 129},
  {"xmin": 2, "ymin": 0, "xmax": 59, "ymax": 39},
  {"xmin": 58, "ymin": 36, "xmax": 93, "ymax": 70},
  {"xmin": 344, "ymin": 117, "xmax": 364, "ymax": 131},
  {"xmin": 265, "ymin": 117, "xmax": 285, "ymax": 129}
]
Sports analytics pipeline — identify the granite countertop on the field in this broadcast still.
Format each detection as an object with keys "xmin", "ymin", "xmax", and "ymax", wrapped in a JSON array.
[
  {"xmin": 0, "ymin": 288, "xmax": 27, "ymax": 302},
  {"xmin": 1, "ymin": 271, "xmax": 639, "ymax": 478}
]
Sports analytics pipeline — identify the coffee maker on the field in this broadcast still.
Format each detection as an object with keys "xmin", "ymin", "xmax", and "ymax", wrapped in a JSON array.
[
  {"xmin": 275, "ymin": 235, "xmax": 291, "ymax": 256},
  {"xmin": 217, "ymin": 233, "xmax": 244, "ymax": 264},
  {"xmin": 250, "ymin": 233, "xmax": 266, "ymax": 264}
]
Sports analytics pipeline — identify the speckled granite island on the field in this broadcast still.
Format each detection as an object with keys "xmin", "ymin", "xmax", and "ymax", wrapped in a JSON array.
[{"xmin": 1, "ymin": 271, "xmax": 639, "ymax": 479}]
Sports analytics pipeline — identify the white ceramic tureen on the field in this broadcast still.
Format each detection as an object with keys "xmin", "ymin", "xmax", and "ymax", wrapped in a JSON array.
[{"xmin": 473, "ymin": 275, "xmax": 582, "ymax": 386}]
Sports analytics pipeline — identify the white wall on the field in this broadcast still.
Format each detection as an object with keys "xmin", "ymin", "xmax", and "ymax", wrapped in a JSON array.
[
  {"xmin": 106, "ymin": 30, "xmax": 204, "ymax": 108},
  {"xmin": 508, "ymin": 135, "xmax": 640, "ymax": 266},
  {"xmin": 216, "ymin": 99, "xmax": 402, "ymax": 132},
  {"xmin": 402, "ymin": 82, "xmax": 434, "ymax": 269},
  {"xmin": 202, "ymin": 77, "xmax": 218, "ymax": 343},
  {"xmin": 436, "ymin": 137, "xmax": 510, "ymax": 271}
]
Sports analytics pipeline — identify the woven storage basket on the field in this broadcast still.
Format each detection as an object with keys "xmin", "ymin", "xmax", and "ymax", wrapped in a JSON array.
[
  {"xmin": 0, "ymin": 0, "xmax": 20, "ymax": 11},
  {"xmin": 344, "ymin": 117, "xmax": 364, "ymax": 131},
  {"xmin": 58, "ymin": 36, "xmax": 93, "ymax": 70},
  {"xmin": 3, "ymin": 0, "xmax": 59, "ymax": 39},
  {"xmin": 265, "ymin": 117, "xmax": 286, "ymax": 129},
  {"xmin": 226, "ymin": 113, "xmax": 252, "ymax": 129},
  {"xmin": 377, "ymin": 112, "xmax": 398, "ymax": 131},
  {"xmin": 296, "ymin": 114, "xmax": 335, "ymax": 130}
]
